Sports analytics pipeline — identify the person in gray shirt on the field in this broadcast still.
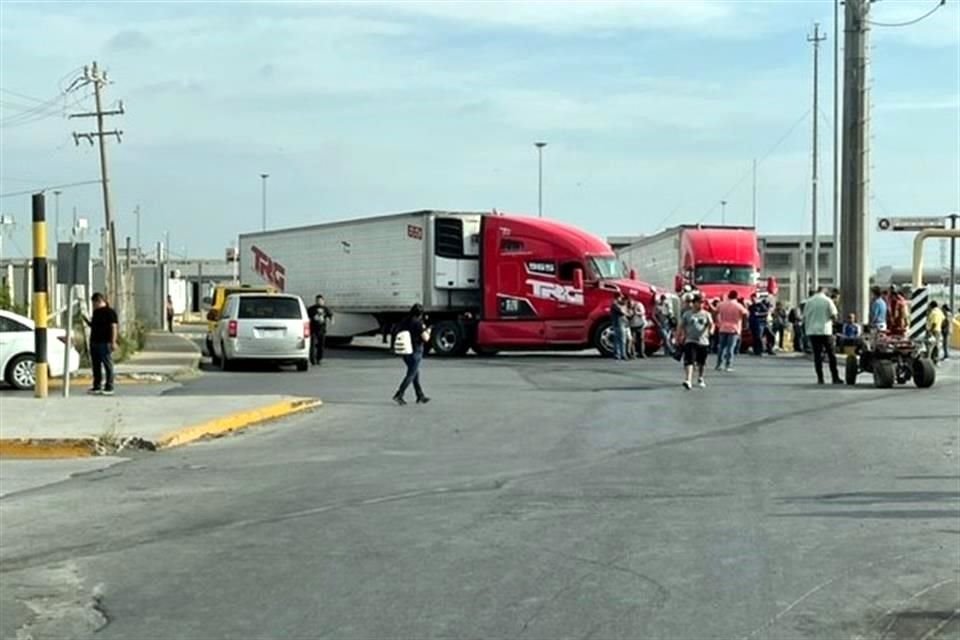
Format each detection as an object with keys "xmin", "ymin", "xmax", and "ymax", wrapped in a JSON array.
[{"xmin": 677, "ymin": 294, "xmax": 715, "ymax": 390}]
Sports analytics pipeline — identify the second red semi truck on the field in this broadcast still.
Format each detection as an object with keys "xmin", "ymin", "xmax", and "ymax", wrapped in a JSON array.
[
  {"xmin": 616, "ymin": 224, "xmax": 778, "ymax": 302},
  {"xmin": 239, "ymin": 210, "xmax": 660, "ymax": 357}
]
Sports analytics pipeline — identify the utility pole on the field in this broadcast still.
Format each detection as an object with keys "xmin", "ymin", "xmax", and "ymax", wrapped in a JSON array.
[
  {"xmin": 720, "ymin": 200, "xmax": 727, "ymax": 225},
  {"xmin": 752, "ymin": 158, "xmax": 758, "ymax": 228},
  {"xmin": 70, "ymin": 61, "xmax": 124, "ymax": 315},
  {"xmin": 949, "ymin": 213, "xmax": 958, "ymax": 313},
  {"xmin": 260, "ymin": 173, "xmax": 269, "ymax": 230},
  {"xmin": 534, "ymin": 142, "xmax": 547, "ymax": 217},
  {"xmin": 832, "ymin": 0, "xmax": 842, "ymax": 288},
  {"xmin": 840, "ymin": 0, "xmax": 871, "ymax": 322},
  {"xmin": 809, "ymin": 23, "xmax": 826, "ymax": 291},
  {"xmin": 133, "ymin": 205, "xmax": 141, "ymax": 260},
  {"xmin": 53, "ymin": 190, "xmax": 62, "ymax": 247}
]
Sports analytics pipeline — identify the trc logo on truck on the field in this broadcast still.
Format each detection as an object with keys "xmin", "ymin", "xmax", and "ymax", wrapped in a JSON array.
[
  {"xmin": 526, "ymin": 279, "xmax": 583, "ymax": 305},
  {"xmin": 251, "ymin": 246, "xmax": 286, "ymax": 291}
]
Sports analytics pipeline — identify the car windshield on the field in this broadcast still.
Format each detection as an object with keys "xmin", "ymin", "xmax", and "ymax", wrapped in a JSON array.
[
  {"xmin": 237, "ymin": 297, "xmax": 301, "ymax": 319},
  {"xmin": 589, "ymin": 256, "xmax": 624, "ymax": 280},
  {"xmin": 694, "ymin": 265, "xmax": 755, "ymax": 285}
]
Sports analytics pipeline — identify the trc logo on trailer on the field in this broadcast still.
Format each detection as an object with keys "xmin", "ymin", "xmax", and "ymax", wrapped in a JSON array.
[
  {"xmin": 251, "ymin": 245, "xmax": 286, "ymax": 291},
  {"xmin": 526, "ymin": 279, "xmax": 583, "ymax": 305}
]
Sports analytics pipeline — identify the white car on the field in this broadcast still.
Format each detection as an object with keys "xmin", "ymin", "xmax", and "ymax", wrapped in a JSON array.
[
  {"xmin": 211, "ymin": 293, "xmax": 311, "ymax": 371},
  {"xmin": 0, "ymin": 309, "xmax": 81, "ymax": 390}
]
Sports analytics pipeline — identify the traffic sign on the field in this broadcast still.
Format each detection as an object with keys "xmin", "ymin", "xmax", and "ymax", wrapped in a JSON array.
[{"xmin": 876, "ymin": 216, "xmax": 946, "ymax": 232}]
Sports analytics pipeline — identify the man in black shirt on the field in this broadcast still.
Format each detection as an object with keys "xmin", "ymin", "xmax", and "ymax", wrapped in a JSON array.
[
  {"xmin": 306, "ymin": 294, "xmax": 334, "ymax": 365},
  {"xmin": 88, "ymin": 292, "xmax": 119, "ymax": 395},
  {"xmin": 393, "ymin": 304, "xmax": 431, "ymax": 405}
]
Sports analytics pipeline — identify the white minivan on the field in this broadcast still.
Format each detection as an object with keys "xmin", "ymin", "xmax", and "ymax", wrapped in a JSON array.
[{"xmin": 211, "ymin": 293, "xmax": 311, "ymax": 371}]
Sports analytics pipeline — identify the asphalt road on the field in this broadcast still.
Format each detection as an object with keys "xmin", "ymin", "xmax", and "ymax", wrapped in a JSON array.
[{"xmin": 1, "ymin": 346, "xmax": 958, "ymax": 640}]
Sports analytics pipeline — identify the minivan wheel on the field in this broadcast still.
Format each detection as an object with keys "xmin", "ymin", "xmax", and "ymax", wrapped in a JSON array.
[
  {"xmin": 220, "ymin": 343, "xmax": 232, "ymax": 371},
  {"xmin": 296, "ymin": 360, "xmax": 309, "ymax": 372},
  {"xmin": 7, "ymin": 354, "xmax": 36, "ymax": 390}
]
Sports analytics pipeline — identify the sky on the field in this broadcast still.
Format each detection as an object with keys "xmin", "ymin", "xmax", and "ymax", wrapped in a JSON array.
[{"xmin": 0, "ymin": 0, "xmax": 958, "ymax": 271}]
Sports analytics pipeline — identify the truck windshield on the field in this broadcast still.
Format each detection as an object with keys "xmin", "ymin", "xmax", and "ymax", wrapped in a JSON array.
[
  {"xmin": 589, "ymin": 256, "xmax": 624, "ymax": 280},
  {"xmin": 694, "ymin": 266, "xmax": 755, "ymax": 285}
]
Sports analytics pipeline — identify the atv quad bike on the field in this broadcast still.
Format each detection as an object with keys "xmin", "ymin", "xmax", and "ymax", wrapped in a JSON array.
[{"xmin": 843, "ymin": 332, "xmax": 936, "ymax": 389}]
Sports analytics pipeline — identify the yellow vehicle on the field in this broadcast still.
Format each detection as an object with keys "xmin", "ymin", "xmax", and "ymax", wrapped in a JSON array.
[{"xmin": 204, "ymin": 284, "xmax": 275, "ymax": 355}]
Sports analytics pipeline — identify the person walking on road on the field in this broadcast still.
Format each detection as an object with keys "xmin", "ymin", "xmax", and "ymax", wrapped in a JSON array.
[
  {"xmin": 678, "ymin": 294, "xmax": 714, "ymax": 390},
  {"xmin": 803, "ymin": 287, "xmax": 842, "ymax": 385},
  {"xmin": 771, "ymin": 301, "xmax": 787, "ymax": 351},
  {"xmin": 393, "ymin": 303, "xmax": 431, "ymax": 406},
  {"xmin": 306, "ymin": 294, "xmax": 334, "ymax": 365},
  {"xmin": 655, "ymin": 294, "xmax": 675, "ymax": 356},
  {"xmin": 715, "ymin": 290, "xmax": 748, "ymax": 371},
  {"xmin": 88, "ymin": 292, "xmax": 119, "ymax": 396},
  {"xmin": 165, "ymin": 295, "xmax": 175, "ymax": 333}
]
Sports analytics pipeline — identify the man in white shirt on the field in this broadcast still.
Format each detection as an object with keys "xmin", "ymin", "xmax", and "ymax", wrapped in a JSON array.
[{"xmin": 803, "ymin": 287, "xmax": 842, "ymax": 384}]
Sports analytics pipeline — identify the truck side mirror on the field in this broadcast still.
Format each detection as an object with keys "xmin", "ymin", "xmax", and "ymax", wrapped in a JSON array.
[
  {"xmin": 767, "ymin": 277, "xmax": 779, "ymax": 296},
  {"xmin": 206, "ymin": 309, "xmax": 220, "ymax": 322},
  {"xmin": 573, "ymin": 268, "xmax": 585, "ymax": 291},
  {"xmin": 674, "ymin": 273, "xmax": 684, "ymax": 293},
  {"xmin": 629, "ymin": 269, "xmax": 637, "ymax": 281}
]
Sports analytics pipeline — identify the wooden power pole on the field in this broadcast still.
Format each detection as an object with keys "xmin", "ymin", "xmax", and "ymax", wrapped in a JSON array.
[
  {"xmin": 70, "ymin": 61, "xmax": 124, "ymax": 314},
  {"xmin": 808, "ymin": 23, "xmax": 826, "ymax": 292}
]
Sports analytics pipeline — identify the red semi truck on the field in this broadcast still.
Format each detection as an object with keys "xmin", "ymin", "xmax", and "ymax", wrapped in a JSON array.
[
  {"xmin": 239, "ymin": 210, "xmax": 660, "ymax": 357},
  {"xmin": 616, "ymin": 225, "xmax": 777, "ymax": 302}
]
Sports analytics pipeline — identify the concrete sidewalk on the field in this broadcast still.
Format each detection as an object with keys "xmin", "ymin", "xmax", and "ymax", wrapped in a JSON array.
[
  {"xmin": 0, "ymin": 394, "xmax": 321, "ymax": 458},
  {"xmin": 64, "ymin": 332, "xmax": 202, "ymax": 386}
]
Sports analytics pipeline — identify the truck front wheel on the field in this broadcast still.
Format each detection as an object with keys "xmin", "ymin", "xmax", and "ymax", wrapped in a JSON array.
[
  {"xmin": 430, "ymin": 320, "xmax": 468, "ymax": 356},
  {"xmin": 593, "ymin": 320, "xmax": 616, "ymax": 358}
]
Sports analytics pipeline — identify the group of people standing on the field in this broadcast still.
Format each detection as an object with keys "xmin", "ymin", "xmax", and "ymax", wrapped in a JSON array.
[{"xmin": 609, "ymin": 294, "xmax": 650, "ymax": 360}]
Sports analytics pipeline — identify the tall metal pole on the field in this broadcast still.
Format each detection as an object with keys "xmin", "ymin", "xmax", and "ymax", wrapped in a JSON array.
[
  {"xmin": 840, "ymin": 0, "xmax": 871, "ymax": 322},
  {"xmin": 752, "ymin": 158, "xmax": 758, "ymax": 228},
  {"xmin": 260, "ymin": 173, "xmax": 269, "ymax": 230},
  {"xmin": 534, "ymin": 142, "xmax": 547, "ymax": 217},
  {"xmin": 832, "ymin": 0, "xmax": 841, "ymax": 287},
  {"xmin": 809, "ymin": 23, "xmax": 826, "ymax": 291},
  {"xmin": 721, "ymin": 200, "xmax": 727, "ymax": 226},
  {"xmin": 949, "ymin": 213, "xmax": 958, "ymax": 313}
]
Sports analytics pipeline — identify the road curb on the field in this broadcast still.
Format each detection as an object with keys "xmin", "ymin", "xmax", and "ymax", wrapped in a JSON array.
[
  {"xmin": 0, "ymin": 439, "xmax": 96, "ymax": 459},
  {"xmin": 156, "ymin": 397, "xmax": 322, "ymax": 449},
  {"xmin": 0, "ymin": 398, "xmax": 321, "ymax": 459}
]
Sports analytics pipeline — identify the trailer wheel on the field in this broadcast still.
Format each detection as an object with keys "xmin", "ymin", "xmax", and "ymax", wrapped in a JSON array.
[
  {"xmin": 873, "ymin": 360, "xmax": 895, "ymax": 389},
  {"xmin": 430, "ymin": 320, "xmax": 467, "ymax": 357},
  {"xmin": 912, "ymin": 357, "xmax": 936, "ymax": 389},
  {"xmin": 593, "ymin": 320, "xmax": 616, "ymax": 358},
  {"xmin": 845, "ymin": 354, "xmax": 859, "ymax": 386}
]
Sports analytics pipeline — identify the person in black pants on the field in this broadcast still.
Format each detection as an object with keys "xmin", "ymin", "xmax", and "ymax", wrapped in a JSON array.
[
  {"xmin": 87, "ymin": 292, "xmax": 119, "ymax": 395},
  {"xmin": 306, "ymin": 294, "xmax": 333, "ymax": 365},
  {"xmin": 803, "ymin": 288, "xmax": 842, "ymax": 384},
  {"xmin": 393, "ymin": 304, "xmax": 431, "ymax": 405}
]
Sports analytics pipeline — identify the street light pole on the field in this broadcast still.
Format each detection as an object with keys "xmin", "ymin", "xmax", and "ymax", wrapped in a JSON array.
[
  {"xmin": 260, "ymin": 173, "xmax": 270, "ymax": 231},
  {"xmin": 720, "ymin": 200, "xmax": 728, "ymax": 225},
  {"xmin": 534, "ymin": 142, "xmax": 547, "ymax": 217}
]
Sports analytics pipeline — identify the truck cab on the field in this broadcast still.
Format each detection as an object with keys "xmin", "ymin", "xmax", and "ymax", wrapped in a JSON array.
[{"xmin": 475, "ymin": 215, "xmax": 658, "ymax": 356}]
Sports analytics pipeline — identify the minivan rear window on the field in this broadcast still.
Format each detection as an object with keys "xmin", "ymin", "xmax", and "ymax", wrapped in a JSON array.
[{"xmin": 237, "ymin": 297, "xmax": 301, "ymax": 319}]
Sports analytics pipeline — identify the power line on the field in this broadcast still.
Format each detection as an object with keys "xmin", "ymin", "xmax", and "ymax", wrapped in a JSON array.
[
  {"xmin": 693, "ymin": 108, "xmax": 813, "ymax": 226},
  {"xmin": 868, "ymin": 0, "xmax": 946, "ymax": 27},
  {"xmin": 0, "ymin": 180, "xmax": 102, "ymax": 199}
]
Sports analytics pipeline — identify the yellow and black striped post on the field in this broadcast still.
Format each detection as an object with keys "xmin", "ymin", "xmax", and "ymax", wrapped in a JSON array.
[{"xmin": 32, "ymin": 192, "xmax": 48, "ymax": 398}]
